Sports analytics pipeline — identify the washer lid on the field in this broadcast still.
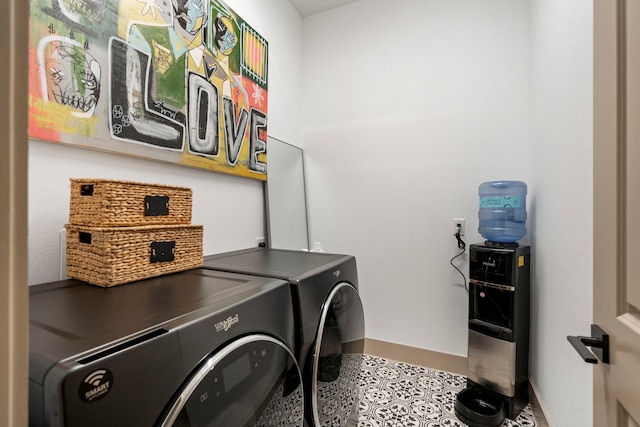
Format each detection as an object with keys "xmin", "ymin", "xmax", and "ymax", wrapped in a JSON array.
[
  {"xmin": 29, "ymin": 269, "xmax": 289, "ymax": 384},
  {"xmin": 203, "ymin": 247, "xmax": 348, "ymax": 280}
]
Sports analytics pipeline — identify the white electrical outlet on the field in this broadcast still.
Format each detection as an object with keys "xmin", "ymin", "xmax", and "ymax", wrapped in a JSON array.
[{"xmin": 453, "ymin": 218, "xmax": 465, "ymax": 236}]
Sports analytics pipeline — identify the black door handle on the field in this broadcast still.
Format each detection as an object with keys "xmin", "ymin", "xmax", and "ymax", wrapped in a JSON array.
[{"xmin": 567, "ymin": 324, "xmax": 609, "ymax": 364}]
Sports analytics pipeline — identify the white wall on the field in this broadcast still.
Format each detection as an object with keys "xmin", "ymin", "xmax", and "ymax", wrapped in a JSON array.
[
  {"xmin": 529, "ymin": 1, "xmax": 593, "ymax": 426},
  {"xmin": 301, "ymin": 1, "xmax": 594, "ymax": 426},
  {"xmin": 301, "ymin": 0, "xmax": 530, "ymax": 358},
  {"xmin": 27, "ymin": 0, "xmax": 303, "ymax": 285}
]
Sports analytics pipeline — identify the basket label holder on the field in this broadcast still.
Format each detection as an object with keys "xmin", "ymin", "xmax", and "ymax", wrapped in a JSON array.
[
  {"xmin": 145, "ymin": 196, "xmax": 170, "ymax": 216},
  {"xmin": 80, "ymin": 184, "xmax": 94, "ymax": 196},
  {"xmin": 79, "ymin": 232, "xmax": 92, "ymax": 244},
  {"xmin": 150, "ymin": 241, "xmax": 175, "ymax": 262}
]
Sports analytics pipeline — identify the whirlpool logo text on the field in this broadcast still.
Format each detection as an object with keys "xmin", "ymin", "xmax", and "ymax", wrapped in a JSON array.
[{"xmin": 214, "ymin": 314, "xmax": 239, "ymax": 332}]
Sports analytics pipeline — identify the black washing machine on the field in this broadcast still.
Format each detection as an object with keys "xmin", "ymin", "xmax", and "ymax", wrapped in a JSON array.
[
  {"xmin": 202, "ymin": 248, "xmax": 365, "ymax": 427},
  {"xmin": 29, "ymin": 269, "xmax": 304, "ymax": 427}
]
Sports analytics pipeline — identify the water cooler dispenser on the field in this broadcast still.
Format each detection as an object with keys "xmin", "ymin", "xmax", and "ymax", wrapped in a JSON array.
[{"xmin": 455, "ymin": 181, "xmax": 531, "ymax": 427}]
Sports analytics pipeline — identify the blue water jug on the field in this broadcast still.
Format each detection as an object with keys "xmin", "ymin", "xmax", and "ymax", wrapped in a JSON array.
[{"xmin": 478, "ymin": 181, "xmax": 527, "ymax": 243}]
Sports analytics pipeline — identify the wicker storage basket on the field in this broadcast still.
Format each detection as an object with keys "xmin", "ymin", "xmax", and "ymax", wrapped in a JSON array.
[
  {"xmin": 65, "ymin": 224, "xmax": 203, "ymax": 287},
  {"xmin": 69, "ymin": 179, "xmax": 192, "ymax": 227}
]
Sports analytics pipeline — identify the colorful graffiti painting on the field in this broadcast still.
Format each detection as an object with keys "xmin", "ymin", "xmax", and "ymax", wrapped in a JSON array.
[{"xmin": 29, "ymin": 0, "xmax": 269, "ymax": 180}]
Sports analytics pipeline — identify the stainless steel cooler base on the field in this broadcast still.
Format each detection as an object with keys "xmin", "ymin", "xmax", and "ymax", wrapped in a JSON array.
[{"xmin": 467, "ymin": 330, "xmax": 516, "ymax": 397}]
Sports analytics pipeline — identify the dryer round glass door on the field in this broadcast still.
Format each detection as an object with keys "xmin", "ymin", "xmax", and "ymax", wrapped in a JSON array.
[
  {"xmin": 312, "ymin": 282, "xmax": 365, "ymax": 427},
  {"xmin": 158, "ymin": 334, "xmax": 304, "ymax": 427}
]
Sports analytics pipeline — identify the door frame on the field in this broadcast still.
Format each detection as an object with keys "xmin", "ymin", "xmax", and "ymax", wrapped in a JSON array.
[
  {"xmin": 0, "ymin": 0, "xmax": 29, "ymax": 425},
  {"xmin": 593, "ymin": 0, "xmax": 640, "ymax": 424}
]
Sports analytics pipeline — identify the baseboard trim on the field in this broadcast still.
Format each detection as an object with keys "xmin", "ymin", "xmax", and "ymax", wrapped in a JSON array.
[
  {"xmin": 529, "ymin": 378, "xmax": 553, "ymax": 427},
  {"xmin": 363, "ymin": 338, "xmax": 467, "ymax": 376}
]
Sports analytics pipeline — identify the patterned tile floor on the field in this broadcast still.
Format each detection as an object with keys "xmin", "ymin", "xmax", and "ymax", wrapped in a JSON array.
[{"xmin": 358, "ymin": 355, "xmax": 537, "ymax": 427}]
